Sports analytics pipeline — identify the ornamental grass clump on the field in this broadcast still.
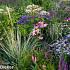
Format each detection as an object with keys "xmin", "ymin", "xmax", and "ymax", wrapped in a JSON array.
[{"xmin": 0, "ymin": 6, "xmax": 39, "ymax": 70}]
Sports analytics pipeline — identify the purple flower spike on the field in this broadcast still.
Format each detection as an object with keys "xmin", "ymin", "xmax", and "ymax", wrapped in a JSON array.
[
  {"xmin": 17, "ymin": 15, "xmax": 38, "ymax": 24},
  {"xmin": 17, "ymin": 15, "xmax": 32, "ymax": 24},
  {"xmin": 64, "ymin": 63, "xmax": 68, "ymax": 70},
  {"xmin": 58, "ymin": 56, "xmax": 68, "ymax": 70}
]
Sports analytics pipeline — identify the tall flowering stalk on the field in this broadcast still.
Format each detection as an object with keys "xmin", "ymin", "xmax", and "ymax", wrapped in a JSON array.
[{"xmin": 58, "ymin": 55, "xmax": 68, "ymax": 70}]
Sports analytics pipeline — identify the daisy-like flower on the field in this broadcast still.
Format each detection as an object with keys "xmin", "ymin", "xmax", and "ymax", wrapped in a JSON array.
[
  {"xmin": 32, "ymin": 21, "xmax": 48, "ymax": 37},
  {"xmin": 32, "ymin": 28, "xmax": 40, "ymax": 36},
  {"xmin": 34, "ymin": 21, "xmax": 48, "ymax": 28}
]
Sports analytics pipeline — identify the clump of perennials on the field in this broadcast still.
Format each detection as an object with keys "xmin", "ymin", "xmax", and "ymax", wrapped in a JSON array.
[{"xmin": 32, "ymin": 21, "xmax": 48, "ymax": 40}]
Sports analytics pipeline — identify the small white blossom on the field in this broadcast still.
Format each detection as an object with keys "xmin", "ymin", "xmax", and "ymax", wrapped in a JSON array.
[
  {"xmin": 39, "ymin": 10, "xmax": 50, "ymax": 16},
  {"xmin": 25, "ymin": 4, "xmax": 43, "ymax": 14},
  {"xmin": 39, "ymin": 10, "xmax": 47, "ymax": 15}
]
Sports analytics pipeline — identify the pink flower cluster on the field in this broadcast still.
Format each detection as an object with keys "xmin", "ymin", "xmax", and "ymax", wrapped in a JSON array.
[
  {"xmin": 32, "ymin": 21, "xmax": 48, "ymax": 36},
  {"xmin": 32, "ymin": 28, "xmax": 40, "ymax": 36},
  {"xmin": 34, "ymin": 21, "xmax": 48, "ymax": 28}
]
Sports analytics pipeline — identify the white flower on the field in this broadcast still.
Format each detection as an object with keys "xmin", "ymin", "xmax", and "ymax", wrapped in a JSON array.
[
  {"xmin": 25, "ymin": 4, "xmax": 43, "ymax": 14},
  {"xmin": 38, "ymin": 36, "xmax": 43, "ymax": 40},
  {"xmin": 39, "ymin": 10, "xmax": 50, "ymax": 16},
  {"xmin": 25, "ymin": 9, "xmax": 31, "ymax": 13},
  {"xmin": 40, "ymin": 10, "xmax": 47, "ymax": 15}
]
